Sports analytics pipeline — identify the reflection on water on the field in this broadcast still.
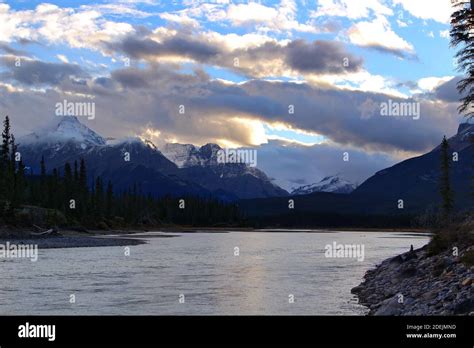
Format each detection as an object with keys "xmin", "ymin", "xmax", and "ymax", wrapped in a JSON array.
[{"xmin": 0, "ymin": 231, "xmax": 429, "ymax": 315}]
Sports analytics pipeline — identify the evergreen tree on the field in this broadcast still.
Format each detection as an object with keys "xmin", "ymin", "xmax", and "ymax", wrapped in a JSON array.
[
  {"xmin": 39, "ymin": 156, "xmax": 47, "ymax": 206},
  {"xmin": 74, "ymin": 160, "xmax": 79, "ymax": 183},
  {"xmin": 9, "ymin": 135, "xmax": 23, "ymax": 207},
  {"xmin": 1, "ymin": 116, "xmax": 10, "ymax": 165},
  {"xmin": 79, "ymin": 159, "xmax": 87, "ymax": 196},
  {"xmin": 64, "ymin": 162, "xmax": 74, "ymax": 217},
  {"xmin": 6, "ymin": 134, "xmax": 17, "ymax": 202},
  {"xmin": 95, "ymin": 176, "xmax": 104, "ymax": 217},
  {"xmin": 78, "ymin": 159, "xmax": 88, "ymax": 219},
  {"xmin": 13, "ymin": 159, "xmax": 26, "ymax": 208},
  {"xmin": 0, "ymin": 116, "xmax": 11, "ymax": 200},
  {"xmin": 450, "ymin": 0, "xmax": 474, "ymax": 118},
  {"xmin": 106, "ymin": 180, "xmax": 113, "ymax": 218},
  {"xmin": 440, "ymin": 136, "xmax": 454, "ymax": 221},
  {"xmin": 40, "ymin": 156, "xmax": 46, "ymax": 177}
]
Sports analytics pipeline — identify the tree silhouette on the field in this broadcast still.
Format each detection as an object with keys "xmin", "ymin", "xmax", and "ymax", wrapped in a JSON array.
[
  {"xmin": 450, "ymin": 0, "xmax": 474, "ymax": 118},
  {"xmin": 440, "ymin": 136, "xmax": 454, "ymax": 221}
]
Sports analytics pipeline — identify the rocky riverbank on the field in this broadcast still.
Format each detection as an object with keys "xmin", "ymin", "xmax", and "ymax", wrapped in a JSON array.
[{"xmin": 351, "ymin": 244, "xmax": 474, "ymax": 315}]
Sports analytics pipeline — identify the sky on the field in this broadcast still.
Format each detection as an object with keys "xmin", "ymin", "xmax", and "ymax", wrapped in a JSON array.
[{"xmin": 0, "ymin": 0, "xmax": 469, "ymax": 191}]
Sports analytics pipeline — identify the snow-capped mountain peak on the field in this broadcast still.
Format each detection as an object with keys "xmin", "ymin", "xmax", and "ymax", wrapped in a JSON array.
[
  {"xmin": 20, "ymin": 116, "xmax": 106, "ymax": 148},
  {"xmin": 162, "ymin": 143, "xmax": 201, "ymax": 168},
  {"xmin": 162, "ymin": 142, "xmax": 229, "ymax": 168},
  {"xmin": 161, "ymin": 142, "xmax": 288, "ymax": 198},
  {"xmin": 291, "ymin": 175, "xmax": 357, "ymax": 195}
]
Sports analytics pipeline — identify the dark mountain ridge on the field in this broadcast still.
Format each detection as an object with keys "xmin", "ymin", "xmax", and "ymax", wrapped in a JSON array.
[{"xmin": 239, "ymin": 123, "xmax": 474, "ymax": 224}]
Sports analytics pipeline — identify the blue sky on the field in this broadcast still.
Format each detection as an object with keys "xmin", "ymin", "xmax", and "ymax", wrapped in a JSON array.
[{"xmin": 0, "ymin": 0, "xmax": 467, "ymax": 190}]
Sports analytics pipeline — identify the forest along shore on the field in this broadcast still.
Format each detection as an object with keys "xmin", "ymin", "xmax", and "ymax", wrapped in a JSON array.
[{"xmin": 351, "ymin": 244, "xmax": 474, "ymax": 315}]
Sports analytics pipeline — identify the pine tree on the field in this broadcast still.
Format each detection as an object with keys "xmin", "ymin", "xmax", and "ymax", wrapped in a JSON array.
[
  {"xmin": 63, "ymin": 162, "xmax": 74, "ymax": 219},
  {"xmin": 1, "ymin": 116, "xmax": 10, "ymax": 165},
  {"xmin": 78, "ymin": 159, "xmax": 88, "ymax": 220},
  {"xmin": 0, "ymin": 116, "xmax": 11, "ymax": 200},
  {"xmin": 79, "ymin": 159, "xmax": 87, "ymax": 192},
  {"xmin": 6, "ymin": 133, "xmax": 17, "ymax": 203},
  {"xmin": 106, "ymin": 180, "xmax": 113, "ymax": 218},
  {"xmin": 471, "ymin": 133, "xmax": 474, "ymax": 201},
  {"xmin": 40, "ymin": 156, "xmax": 47, "ymax": 206},
  {"xmin": 9, "ymin": 135, "xmax": 20, "ymax": 207},
  {"xmin": 14, "ymin": 159, "xmax": 26, "ymax": 208},
  {"xmin": 450, "ymin": 1, "xmax": 474, "ymax": 118},
  {"xmin": 48, "ymin": 168, "xmax": 59, "ymax": 209},
  {"xmin": 95, "ymin": 176, "xmax": 104, "ymax": 218},
  {"xmin": 74, "ymin": 160, "xmax": 79, "ymax": 182},
  {"xmin": 40, "ymin": 156, "xmax": 46, "ymax": 177},
  {"xmin": 64, "ymin": 162, "xmax": 73, "ymax": 194},
  {"xmin": 440, "ymin": 136, "xmax": 454, "ymax": 221}
]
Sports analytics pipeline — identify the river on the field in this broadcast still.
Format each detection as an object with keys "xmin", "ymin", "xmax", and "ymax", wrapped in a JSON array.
[{"xmin": 0, "ymin": 231, "xmax": 430, "ymax": 315}]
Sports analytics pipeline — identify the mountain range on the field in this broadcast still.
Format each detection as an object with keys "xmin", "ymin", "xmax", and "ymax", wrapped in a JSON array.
[
  {"xmin": 239, "ymin": 122, "xmax": 474, "ymax": 220},
  {"xmin": 18, "ymin": 116, "xmax": 287, "ymax": 200},
  {"xmin": 291, "ymin": 175, "xmax": 357, "ymax": 195},
  {"xmin": 17, "ymin": 117, "xmax": 474, "ymax": 219}
]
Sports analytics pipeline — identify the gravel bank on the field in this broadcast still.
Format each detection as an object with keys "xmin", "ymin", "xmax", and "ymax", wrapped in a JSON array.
[
  {"xmin": 351, "ymin": 245, "xmax": 474, "ymax": 315},
  {"xmin": 0, "ymin": 236, "xmax": 146, "ymax": 249}
]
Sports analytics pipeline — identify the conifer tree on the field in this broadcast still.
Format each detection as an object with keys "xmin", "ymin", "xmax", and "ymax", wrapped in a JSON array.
[
  {"xmin": 106, "ymin": 180, "xmax": 113, "ymax": 218},
  {"xmin": 450, "ymin": 0, "xmax": 474, "ymax": 118},
  {"xmin": 440, "ymin": 136, "xmax": 454, "ymax": 221},
  {"xmin": 0, "ymin": 116, "xmax": 11, "ymax": 201},
  {"xmin": 39, "ymin": 156, "xmax": 47, "ymax": 206}
]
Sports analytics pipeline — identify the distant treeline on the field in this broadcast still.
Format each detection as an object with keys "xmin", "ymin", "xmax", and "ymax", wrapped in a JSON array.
[
  {"xmin": 0, "ymin": 116, "xmax": 242, "ymax": 229},
  {"xmin": 244, "ymin": 212, "xmax": 416, "ymax": 229}
]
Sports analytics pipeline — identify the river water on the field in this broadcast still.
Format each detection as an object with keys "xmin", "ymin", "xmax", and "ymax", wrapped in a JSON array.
[{"xmin": 0, "ymin": 231, "xmax": 430, "ymax": 315}]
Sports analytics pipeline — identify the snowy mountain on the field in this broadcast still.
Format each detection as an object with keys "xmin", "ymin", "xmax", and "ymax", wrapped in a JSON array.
[
  {"xmin": 162, "ymin": 142, "xmax": 288, "ymax": 199},
  {"xmin": 162, "ymin": 143, "xmax": 219, "ymax": 168},
  {"xmin": 20, "ymin": 116, "xmax": 106, "ymax": 149},
  {"xmin": 291, "ymin": 175, "xmax": 357, "ymax": 195},
  {"xmin": 18, "ymin": 119, "xmax": 205, "ymax": 198},
  {"xmin": 18, "ymin": 117, "xmax": 288, "ymax": 200}
]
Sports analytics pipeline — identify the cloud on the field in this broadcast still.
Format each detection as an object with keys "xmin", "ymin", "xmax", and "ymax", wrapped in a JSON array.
[
  {"xmin": 0, "ymin": 3, "xmax": 134, "ymax": 51},
  {"xmin": 0, "ymin": 42, "xmax": 28, "ymax": 56},
  {"xmin": 285, "ymin": 40, "xmax": 364, "ymax": 73},
  {"xmin": 255, "ymin": 140, "xmax": 396, "ymax": 190},
  {"xmin": 0, "ymin": 56, "xmax": 87, "ymax": 86},
  {"xmin": 439, "ymin": 30, "xmax": 450, "ymax": 39},
  {"xmin": 392, "ymin": 0, "xmax": 453, "ymax": 24},
  {"xmin": 2, "ymin": 62, "xmax": 459, "ymax": 156},
  {"xmin": 418, "ymin": 76, "xmax": 454, "ymax": 92},
  {"xmin": 109, "ymin": 33, "xmax": 221, "ymax": 61},
  {"xmin": 79, "ymin": 3, "xmax": 157, "ymax": 18},
  {"xmin": 348, "ymin": 16, "xmax": 416, "ymax": 58},
  {"xmin": 227, "ymin": 2, "xmax": 279, "ymax": 25},
  {"xmin": 56, "ymin": 54, "xmax": 69, "ymax": 64},
  {"xmin": 312, "ymin": 0, "xmax": 393, "ymax": 19},
  {"xmin": 431, "ymin": 76, "xmax": 464, "ymax": 102},
  {"xmin": 160, "ymin": 11, "xmax": 200, "ymax": 28},
  {"xmin": 108, "ymin": 30, "xmax": 364, "ymax": 78},
  {"xmin": 210, "ymin": 0, "xmax": 324, "ymax": 33},
  {"xmin": 0, "ymin": 0, "xmax": 462, "ymax": 191}
]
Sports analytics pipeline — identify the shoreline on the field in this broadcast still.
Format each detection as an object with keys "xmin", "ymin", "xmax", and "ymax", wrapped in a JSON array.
[
  {"xmin": 351, "ymin": 245, "xmax": 474, "ymax": 315},
  {"xmin": 0, "ymin": 227, "xmax": 430, "ymax": 249},
  {"xmin": 0, "ymin": 236, "xmax": 147, "ymax": 249}
]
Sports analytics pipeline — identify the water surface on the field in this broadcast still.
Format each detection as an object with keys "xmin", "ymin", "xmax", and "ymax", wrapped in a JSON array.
[{"xmin": 0, "ymin": 231, "xmax": 429, "ymax": 315}]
